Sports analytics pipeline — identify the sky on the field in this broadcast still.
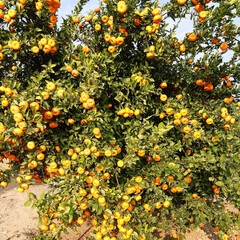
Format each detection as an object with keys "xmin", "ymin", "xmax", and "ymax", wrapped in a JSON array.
[
  {"xmin": 58, "ymin": 0, "xmax": 191, "ymax": 39},
  {"xmin": 59, "ymin": 0, "xmax": 169, "ymax": 20},
  {"xmin": 59, "ymin": 0, "xmax": 99, "ymax": 18},
  {"xmin": 59, "ymin": 0, "xmax": 238, "ymax": 39},
  {"xmin": 58, "ymin": 0, "xmax": 239, "ymax": 63}
]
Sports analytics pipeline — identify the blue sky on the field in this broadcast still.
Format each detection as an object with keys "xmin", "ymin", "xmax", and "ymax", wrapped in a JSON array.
[
  {"xmin": 59, "ymin": 0, "xmax": 99, "ymax": 18},
  {"xmin": 59, "ymin": 0, "xmax": 169, "ymax": 19},
  {"xmin": 58, "ymin": 0, "xmax": 190, "ymax": 39},
  {"xmin": 58, "ymin": 0, "xmax": 238, "ymax": 63}
]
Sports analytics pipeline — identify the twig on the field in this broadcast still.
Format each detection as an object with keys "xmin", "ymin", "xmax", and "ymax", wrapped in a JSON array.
[
  {"xmin": 77, "ymin": 225, "xmax": 92, "ymax": 240},
  {"xmin": 115, "ymin": 172, "xmax": 120, "ymax": 189}
]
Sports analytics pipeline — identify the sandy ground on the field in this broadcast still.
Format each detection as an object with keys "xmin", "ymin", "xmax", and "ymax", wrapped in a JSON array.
[
  {"xmin": 0, "ymin": 182, "xmax": 92, "ymax": 240},
  {"xmin": 0, "ymin": 182, "xmax": 239, "ymax": 240}
]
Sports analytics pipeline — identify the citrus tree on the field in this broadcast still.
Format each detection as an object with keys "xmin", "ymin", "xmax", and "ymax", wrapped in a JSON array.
[{"xmin": 0, "ymin": 0, "xmax": 240, "ymax": 239}]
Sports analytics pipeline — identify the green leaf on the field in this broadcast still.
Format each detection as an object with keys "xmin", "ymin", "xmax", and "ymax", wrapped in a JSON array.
[
  {"xmin": 215, "ymin": 181, "xmax": 225, "ymax": 187},
  {"xmin": 40, "ymin": 191, "xmax": 45, "ymax": 199},
  {"xmin": 24, "ymin": 199, "xmax": 32, "ymax": 207}
]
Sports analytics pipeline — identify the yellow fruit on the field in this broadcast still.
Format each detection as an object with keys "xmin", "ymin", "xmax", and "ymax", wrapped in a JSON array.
[
  {"xmin": 117, "ymin": 160, "xmax": 124, "ymax": 167},
  {"xmin": 163, "ymin": 201, "xmax": 170, "ymax": 208}
]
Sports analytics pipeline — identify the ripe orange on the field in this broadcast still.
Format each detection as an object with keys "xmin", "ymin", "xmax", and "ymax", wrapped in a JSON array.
[
  {"xmin": 192, "ymin": 193, "xmax": 198, "ymax": 198},
  {"xmin": 52, "ymin": 108, "xmax": 60, "ymax": 116},
  {"xmin": 95, "ymin": 24, "xmax": 101, "ymax": 31},
  {"xmin": 135, "ymin": 176, "xmax": 143, "ymax": 183},
  {"xmin": 0, "ymin": 1, "xmax": 5, "ymax": 9},
  {"xmin": 50, "ymin": 15, "xmax": 57, "ymax": 24},
  {"xmin": 134, "ymin": 18, "xmax": 140, "ymax": 26},
  {"xmin": 1, "ymin": 181, "xmax": 8, "ymax": 187},
  {"xmin": 72, "ymin": 16, "xmax": 79, "ymax": 23},
  {"xmin": 16, "ymin": 177, "xmax": 23, "ymax": 184},
  {"xmin": 116, "ymin": 36, "xmax": 124, "ymax": 45},
  {"xmin": 36, "ymin": 2, "xmax": 43, "ymax": 11},
  {"xmin": 14, "ymin": 113, "xmax": 24, "ymax": 123},
  {"xmin": 32, "ymin": 46, "xmax": 39, "ymax": 54},
  {"xmin": 105, "ymin": 150, "xmax": 112, "ymax": 157},
  {"xmin": 4, "ymin": 14, "xmax": 11, "ymax": 23},
  {"xmin": 117, "ymin": 160, "xmax": 124, "ymax": 167},
  {"xmin": 82, "ymin": 46, "xmax": 90, "ymax": 53},
  {"xmin": 183, "ymin": 126, "xmax": 191, "ymax": 133},
  {"xmin": 37, "ymin": 153, "xmax": 45, "ymax": 160},
  {"xmin": 46, "ymin": 82, "xmax": 56, "ymax": 91},
  {"xmin": 199, "ymin": 11, "xmax": 208, "ymax": 18},
  {"xmin": 21, "ymin": 183, "xmax": 29, "ymax": 190},
  {"xmin": 180, "ymin": 44, "xmax": 186, "ymax": 53},
  {"xmin": 177, "ymin": 0, "xmax": 187, "ymax": 5},
  {"xmin": 160, "ymin": 82, "xmax": 167, "ymax": 88},
  {"xmin": 66, "ymin": 66, "xmax": 73, "ymax": 73},
  {"xmin": 17, "ymin": 187, "xmax": 24, "ymax": 193},
  {"xmin": 146, "ymin": 52, "xmax": 154, "ymax": 58},
  {"xmin": 101, "ymin": 15, "xmax": 108, "ymax": 23},
  {"xmin": 195, "ymin": 4, "xmax": 204, "ymax": 12},
  {"xmin": 152, "ymin": 8, "xmax": 160, "ymax": 16},
  {"xmin": 94, "ymin": 8, "xmax": 100, "ymax": 13},
  {"xmin": 72, "ymin": 69, "xmax": 79, "ymax": 77},
  {"xmin": 189, "ymin": 33, "xmax": 197, "ymax": 42},
  {"xmin": 163, "ymin": 201, "xmax": 170, "ymax": 208},
  {"xmin": 138, "ymin": 150, "xmax": 145, "ymax": 157},
  {"xmin": 27, "ymin": 141, "xmax": 35, "ymax": 150},
  {"xmin": 108, "ymin": 46, "xmax": 115, "ymax": 53},
  {"xmin": 161, "ymin": 183, "xmax": 168, "ymax": 190},
  {"xmin": 40, "ymin": 225, "xmax": 49, "ymax": 232},
  {"xmin": 206, "ymin": 118, "xmax": 213, "ymax": 124},
  {"xmin": 160, "ymin": 94, "xmax": 167, "ymax": 101},
  {"xmin": 13, "ymin": 128, "xmax": 24, "ymax": 136},
  {"xmin": 8, "ymin": 9, "xmax": 17, "ymax": 18},
  {"xmin": 153, "ymin": 15, "xmax": 162, "ymax": 23},
  {"xmin": 220, "ymin": 42, "xmax": 228, "ymax": 51},
  {"xmin": 10, "ymin": 105, "xmax": 20, "ymax": 114},
  {"xmin": 117, "ymin": 1, "xmax": 127, "ymax": 14},
  {"xmin": 77, "ymin": 166, "xmax": 85, "ymax": 174}
]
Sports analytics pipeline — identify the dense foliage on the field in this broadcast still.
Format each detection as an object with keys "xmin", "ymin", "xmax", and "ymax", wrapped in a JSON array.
[{"xmin": 0, "ymin": 0, "xmax": 240, "ymax": 239}]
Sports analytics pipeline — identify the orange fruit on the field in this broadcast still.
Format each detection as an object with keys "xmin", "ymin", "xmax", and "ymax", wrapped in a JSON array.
[
  {"xmin": 220, "ymin": 42, "xmax": 228, "ymax": 51},
  {"xmin": 177, "ymin": 0, "xmax": 187, "ymax": 5},
  {"xmin": 134, "ymin": 18, "xmax": 140, "ymax": 26},
  {"xmin": 161, "ymin": 183, "xmax": 168, "ymax": 190},
  {"xmin": 160, "ymin": 94, "xmax": 167, "ymax": 101},
  {"xmin": 8, "ymin": 9, "xmax": 16, "ymax": 18},
  {"xmin": 117, "ymin": 1, "xmax": 127, "ymax": 14},
  {"xmin": 117, "ymin": 160, "xmax": 124, "ymax": 167},
  {"xmin": 4, "ymin": 14, "xmax": 11, "ymax": 23},
  {"xmin": 95, "ymin": 24, "xmax": 101, "ymax": 31},
  {"xmin": 163, "ymin": 201, "xmax": 170, "ymax": 208},
  {"xmin": 40, "ymin": 225, "xmax": 49, "ymax": 232},
  {"xmin": 135, "ymin": 176, "xmax": 142, "ymax": 183},
  {"xmin": 108, "ymin": 46, "xmax": 115, "ymax": 53},
  {"xmin": 0, "ymin": 1, "xmax": 5, "ymax": 9},
  {"xmin": 32, "ymin": 46, "xmax": 39, "ymax": 54},
  {"xmin": 116, "ymin": 36, "xmax": 124, "ymax": 45},
  {"xmin": 195, "ymin": 4, "xmax": 204, "ymax": 12},
  {"xmin": 1, "ymin": 181, "xmax": 8, "ymax": 187},
  {"xmin": 180, "ymin": 44, "xmax": 186, "ymax": 53},
  {"xmin": 189, "ymin": 33, "xmax": 197, "ymax": 42},
  {"xmin": 27, "ymin": 141, "xmax": 35, "ymax": 150},
  {"xmin": 50, "ymin": 15, "xmax": 57, "ymax": 23},
  {"xmin": 72, "ymin": 16, "xmax": 79, "ymax": 23},
  {"xmin": 152, "ymin": 8, "xmax": 160, "ymax": 16},
  {"xmin": 46, "ymin": 82, "xmax": 56, "ymax": 91},
  {"xmin": 82, "ymin": 46, "xmax": 89, "ymax": 53},
  {"xmin": 36, "ymin": 2, "xmax": 43, "ymax": 11}
]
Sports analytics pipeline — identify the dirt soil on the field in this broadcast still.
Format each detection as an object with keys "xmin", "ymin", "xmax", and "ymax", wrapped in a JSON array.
[{"xmin": 0, "ymin": 182, "xmax": 239, "ymax": 240}]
